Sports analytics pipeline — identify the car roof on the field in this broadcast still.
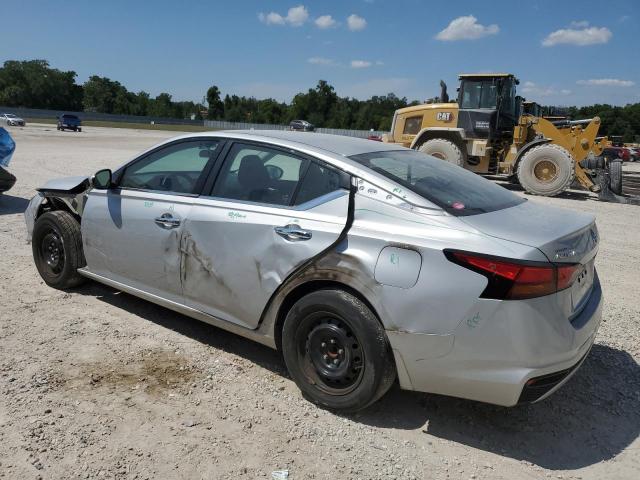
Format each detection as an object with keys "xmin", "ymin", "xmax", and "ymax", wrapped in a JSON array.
[
  {"xmin": 180, "ymin": 130, "xmax": 403, "ymax": 157},
  {"xmin": 142, "ymin": 130, "xmax": 440, "ymax": 210}
]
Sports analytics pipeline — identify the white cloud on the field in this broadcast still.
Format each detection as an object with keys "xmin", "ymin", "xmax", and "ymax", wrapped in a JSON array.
[
  {"xmin": 577, "ymin": 78, "xmax": 635, "ymax": 87},
  {"xmin": 258, "ymin": 12, "xmax": 285, "ymax": 26},
  {"xmin": 436, "ymin": 15, "xmax": 499, "ymax": 41},
  {"xmin": 259, "ymin": 5, "xmax": 309, "ymax": 27},
  {"xmin": 542, "ymin": 24, "xmax": 612, "ymax": 46},
  {"xmin": 347, "ymin": 14, "xmax": 367, "ymax": 31},
  {"xmin": 315, "ymin": 15, "xmax": 336, "ymax": 29},
  {"xmin": 351, "ymin": 60, "xmax": 372, "ymax": 69},
  {"xmin": 521, "ymin": 81, "xmax": 572, "ymax": 97},
  {"xmin": 308, "ymin": 57, "xmax": 335, "ymax": 66},
  {"xmin": 375, "ymin": 60, "xmax": 384, "ymax": 66},
  {"xmin": 286, "ymin": 5, "xmax": 309, "ymax": 26}
]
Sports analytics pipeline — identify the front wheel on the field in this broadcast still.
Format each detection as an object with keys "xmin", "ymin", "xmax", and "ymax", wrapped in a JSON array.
[
  {"xmin": 517, "ymin": 143, "xmax": 575, "ymax": 196},
  {"xmin": 282, "ymin": 289, "xmax": 396, "ymax": 412},
  {"xmin": 32, "ymin": 211, "xmax": 86, "ymax": 289}
]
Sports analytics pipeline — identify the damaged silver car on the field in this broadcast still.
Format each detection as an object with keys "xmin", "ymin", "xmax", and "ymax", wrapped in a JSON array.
[{"xmin": 25, "ymin": 131, "xmax": 603, "ymax": 411}]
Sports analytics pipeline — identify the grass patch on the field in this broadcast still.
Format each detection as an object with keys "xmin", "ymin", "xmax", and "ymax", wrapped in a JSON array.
[{"xmin": 23, "ymin": 118, "xmax": 215, "ymax": 132}]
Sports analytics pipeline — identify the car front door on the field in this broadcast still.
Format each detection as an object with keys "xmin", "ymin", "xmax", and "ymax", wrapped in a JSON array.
[
  {"xmin": 82, "ymin": 138, "xmax": 222, "ymax": 303},
  {"xmin": 181, "ymin": 141, "xmax": 351, "ymax": 329}
]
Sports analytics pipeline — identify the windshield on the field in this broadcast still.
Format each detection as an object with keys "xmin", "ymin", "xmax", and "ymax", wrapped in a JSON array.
[
  {"xmin": 350, "ymin": 150, "xmax": 525, "ymax": 216},
  {"xmin": 460, "ymin": 80, "xmax": 498, "ymax": 109}
]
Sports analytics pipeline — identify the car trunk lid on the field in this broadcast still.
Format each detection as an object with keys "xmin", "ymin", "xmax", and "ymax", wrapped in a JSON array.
[{"xmin": 459, "ymin": 200, "xmax": 599, "ymax": 314}]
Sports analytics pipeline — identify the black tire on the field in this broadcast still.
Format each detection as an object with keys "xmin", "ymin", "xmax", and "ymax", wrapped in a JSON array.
[
  {"xmin": 517, "ymin": 143, "xmax": 575, "ymax": 196},
  {"xmin": 609, "ymin": 160, "xmax": 623, "ymax": 195},
  {"xmin": 418, "ymin": 138, "xmax": 465, "ymax": 167},
  {"xmin": 282, "ymin": 289, "xmax": 396, "ymax": 412},
  {"xmin": 32, "ymin": 211, "xmax": 86, "ymax": 289},
  {"xmin": 77, "ymin": 127, "xmax": 82, "ymax": 132}
]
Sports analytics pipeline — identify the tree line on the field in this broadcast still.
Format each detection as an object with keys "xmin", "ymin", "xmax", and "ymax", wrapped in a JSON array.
[{"xmin": 0, "ymin": 60, "xmax": 638, "ymax": 139}]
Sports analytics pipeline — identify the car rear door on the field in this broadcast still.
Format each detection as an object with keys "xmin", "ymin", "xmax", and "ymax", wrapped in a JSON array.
[
  {"xmin": 81, "ymin": 138, "xmax": 222, "ymax": 304},
  {"xmin": 181, "ymin": 141, "xmax": 351, "ymax": 329}
]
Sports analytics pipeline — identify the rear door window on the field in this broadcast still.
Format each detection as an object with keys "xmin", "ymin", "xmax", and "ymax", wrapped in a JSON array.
[
  {"xmin": 211, "ymin": 143, "xmax": 306, "ymax": 206},
  {"xmin": 351, "ymin": 149, "xmax": 525, "ymax": 216}
]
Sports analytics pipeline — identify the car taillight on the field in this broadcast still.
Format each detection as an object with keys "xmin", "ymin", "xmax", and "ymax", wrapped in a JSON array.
[{"xmin": 445, "ymin": 250, "xmax": 581, "ymax": 300}]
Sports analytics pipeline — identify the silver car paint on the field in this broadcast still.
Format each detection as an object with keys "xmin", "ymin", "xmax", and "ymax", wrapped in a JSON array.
[
  {"xmin": 24, "ymin": 130, "xmax": 603, "ymax": 406},
  {"xmin": 181, "ymin": 192, "xmax": 349, "ymax": 328},
  {"xmin": 82, "ymin": 189, "xmax": 191, "ymax": 305}
]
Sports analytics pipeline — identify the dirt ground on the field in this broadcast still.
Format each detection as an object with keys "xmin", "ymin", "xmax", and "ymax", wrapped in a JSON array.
[{"xmin": 1, "ymin": 124, "xmax": 639, "ymax": 480}]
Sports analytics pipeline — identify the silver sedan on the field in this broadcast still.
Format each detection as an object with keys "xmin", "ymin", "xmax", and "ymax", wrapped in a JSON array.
[{"xmin": 24, "ymin": 130, "xmax": 602, "ymax": 411}]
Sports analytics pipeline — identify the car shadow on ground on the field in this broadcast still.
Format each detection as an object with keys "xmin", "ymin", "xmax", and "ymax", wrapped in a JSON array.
[
  {"xmin": 0, "ymin": 194, "xmax": 29, "ymax": 215},
  {"xmin": 83, "ymin": 282, "xmax": 639, "ymax": 471}
]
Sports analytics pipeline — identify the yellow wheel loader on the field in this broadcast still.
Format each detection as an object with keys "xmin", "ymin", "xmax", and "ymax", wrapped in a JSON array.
[{"xmin": 383, "ymin": 73, "xmax": 614, "ymax": 197}]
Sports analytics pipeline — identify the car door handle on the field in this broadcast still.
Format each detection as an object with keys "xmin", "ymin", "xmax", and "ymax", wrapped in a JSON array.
[
  {"xmin": 274, "ymin": 224, "xmax": 312, "ymax": 241},
  {"xmin": 154, "ymin": 214, "xmax": 181, "ymax": 229}
]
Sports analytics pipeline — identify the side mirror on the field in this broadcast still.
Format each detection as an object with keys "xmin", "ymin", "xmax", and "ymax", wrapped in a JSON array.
[{"xmin": 93, "ymin": 169, "xmax": 112, "ymax": 189}]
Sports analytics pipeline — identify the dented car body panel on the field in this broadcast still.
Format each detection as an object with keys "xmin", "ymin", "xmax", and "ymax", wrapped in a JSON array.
[{"xmin": 25, "ymin": 130, "xmax": 603, "ymax": 406}]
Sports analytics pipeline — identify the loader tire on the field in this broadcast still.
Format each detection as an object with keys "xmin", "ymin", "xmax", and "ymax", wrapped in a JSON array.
[
  {"xmin": 517, "ymin": 144, "xmax": 575, "ymax": 196},
  {"xmin": 418, "ymin": 139, "xmax": 465, "ymax": 168},
  {"xmin": 609, "ymin": 160, "xmax": 623, "ymax": 195}
]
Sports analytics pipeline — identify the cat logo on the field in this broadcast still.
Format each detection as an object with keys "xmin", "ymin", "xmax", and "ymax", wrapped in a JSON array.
[{"xmin": 436, "ymin": 112, "xmax": 454, "ymax": 122}]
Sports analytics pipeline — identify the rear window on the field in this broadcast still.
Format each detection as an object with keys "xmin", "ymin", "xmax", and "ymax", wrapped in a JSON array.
[{"xmin": 350, "ymin": 149, "xmax": 525, "ymax": 216}]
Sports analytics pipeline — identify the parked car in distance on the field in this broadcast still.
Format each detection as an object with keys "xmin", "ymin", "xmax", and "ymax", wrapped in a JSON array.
[
  {"xmin": 626, "ymin": 147, "xmax": 639, "ymax": 162},
  {"xmin": 602, "ymin": 146, "xmax": 630, "ymax": 162},
  {"xmin": 25, "ymin": 130, "xmax": 602, "ymax": 412},
  {"xmin": 1, "ymin": 113, "xmax": 25, "ymax": 126},
  {"xmin": 57, "ymin": 114, "xmax": 82, "ymax": 132},
  {"xmin": 289, "ymin": 119, "xmax": 314, "ymax": 132}
]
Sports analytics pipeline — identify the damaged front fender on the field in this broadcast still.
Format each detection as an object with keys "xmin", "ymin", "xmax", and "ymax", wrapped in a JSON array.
[{"xmin": 24, "ymin": 175, "xmax": 92, "ymax": 242}]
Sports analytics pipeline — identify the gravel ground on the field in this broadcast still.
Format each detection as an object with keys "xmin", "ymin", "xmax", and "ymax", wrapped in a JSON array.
[{"xmin": 1, "ymin": 124, "xmax": 639, "ymax": 480}]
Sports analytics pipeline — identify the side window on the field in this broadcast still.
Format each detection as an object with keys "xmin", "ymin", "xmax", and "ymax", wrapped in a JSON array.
[
  {"xmin": 119, "ymin": 140, "xmax": 219, "ymax": 194},
  {"xmin": 403, "ymin": 116, "xmax": 423, "ymax": 135},
  {"xmin": 294, "ymin": 161, "xmax": 344, "ymax": 205},
  {"xmin": 212, "ymin": 143, "xmax": 306, "ymax": 206}
]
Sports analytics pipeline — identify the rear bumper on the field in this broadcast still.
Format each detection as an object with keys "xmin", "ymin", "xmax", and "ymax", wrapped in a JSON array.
[{"xmin": 388, "ymin": 274, "xmax": 603, "ymax": 406}]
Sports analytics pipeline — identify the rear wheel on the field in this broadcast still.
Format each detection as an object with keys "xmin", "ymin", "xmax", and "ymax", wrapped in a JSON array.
[
  {"xmin": 282, "ymin": 289, "xmax": 396, "ymax": 412},
  {"xmin": 609, "ymin": 160, "xmax": 623, "ymax": 195},
  {"xmin": 517, "ymin": 143, "xmax": 575, "ymax": 196},
  {"xmin": 418, "ymin": 138, "xmax": 465, "ymax": 167},
  {"xmin": 32, "ymin": 211, "xmax": 86, "ymax": 289}
]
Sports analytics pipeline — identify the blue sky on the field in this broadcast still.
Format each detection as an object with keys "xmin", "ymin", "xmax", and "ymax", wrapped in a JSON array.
[{"xmin": 3, "ymin": 0, "xmax": 638, "ymax": 106}]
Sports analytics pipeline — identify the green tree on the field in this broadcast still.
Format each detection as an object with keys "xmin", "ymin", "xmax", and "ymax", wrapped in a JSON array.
[{"xmin": 206, "ymin": 85, "xmax": 224, "ymax": 119}]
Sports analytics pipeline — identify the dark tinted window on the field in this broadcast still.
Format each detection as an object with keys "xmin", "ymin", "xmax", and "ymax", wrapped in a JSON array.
[
  {"xmin": 62, "ymin": 115, "xmax": 79, "ymax": 119},
  {"xmin": 119, "ymin": 140, "xmax": 218, "ymax": 194},
  {"xmin": 212, "ymin": 143, "xmax": 306, "ymax": 206},
  {"xmin": 294, "ymin": 162, "xmax": 343, "ymax": 205},
  {"xmin": 460, "ymin": 80, "xmax": 498, "ymax": 109},
  {"xmin": 350, "ymin": 150, "xmax": 524, "ymax": 216}
]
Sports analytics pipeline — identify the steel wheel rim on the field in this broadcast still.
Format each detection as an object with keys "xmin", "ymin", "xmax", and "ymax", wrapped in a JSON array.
[
  {"xmin": 431, "ymin": 151, "xmax": 446, "ymax": 160},
  {"xmin": 533, "ymin": 159, "xmax": 558, "ymax": 183},
  {"xmin": 40, "ymin": 229, "xmax": 65, "ymax": 275},
  {"xmin": 297, "ymin": 313, "xmax": 364, "ymax": 396}
]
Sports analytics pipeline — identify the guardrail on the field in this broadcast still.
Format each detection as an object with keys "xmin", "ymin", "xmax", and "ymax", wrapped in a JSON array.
[{"xmin": 0, "ymin": 106, "xmax": 387, "ymax": 138}]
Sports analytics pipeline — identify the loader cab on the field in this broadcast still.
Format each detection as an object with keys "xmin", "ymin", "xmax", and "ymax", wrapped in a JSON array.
[{"xmin": 456, "ymin": 74, "xmax": 519, "ymax": 140}]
